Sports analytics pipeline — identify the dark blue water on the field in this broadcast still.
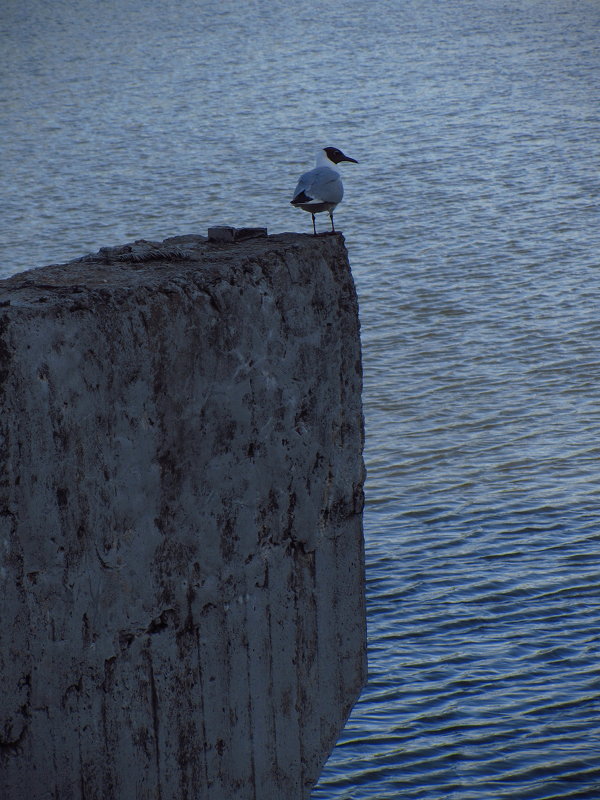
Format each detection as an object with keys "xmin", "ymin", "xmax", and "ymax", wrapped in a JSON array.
[{"xmin": 2, "ymin": 1, "xmax": 600, "ymax": 797}]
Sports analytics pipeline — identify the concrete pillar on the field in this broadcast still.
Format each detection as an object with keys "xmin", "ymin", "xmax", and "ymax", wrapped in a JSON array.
[{"xmin": 0, "ymin": 232, "xmax": 366, "ymax": 799}]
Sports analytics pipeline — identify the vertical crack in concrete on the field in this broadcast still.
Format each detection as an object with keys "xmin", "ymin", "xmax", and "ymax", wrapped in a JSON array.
[
  {"xmin": 244, "ymin": 594, "xmax": 258, "ymax": 800},
  {"xmin": 147, "ymin": 646, "xmax": 163, "ymax": 800},
  {"xmin": 195, "ymin": 627, "xmax": 210, "ymax": 793}
]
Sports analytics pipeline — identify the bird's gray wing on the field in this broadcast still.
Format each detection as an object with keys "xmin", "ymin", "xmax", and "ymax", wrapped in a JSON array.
[{"xmin": 292, "ymin": 167, "xmax": 343, "ymax": 204}]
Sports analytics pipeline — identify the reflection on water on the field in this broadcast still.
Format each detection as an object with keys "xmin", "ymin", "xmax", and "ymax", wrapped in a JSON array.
[{"xmin": 2, "ymin": 0, "xmax": 600, "ymax": 797}]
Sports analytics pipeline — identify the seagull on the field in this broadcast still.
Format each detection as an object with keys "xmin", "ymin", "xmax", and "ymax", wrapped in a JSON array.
[{"xmin": 291, "ymin": 146, "xmax": 358, "ymax": 235}]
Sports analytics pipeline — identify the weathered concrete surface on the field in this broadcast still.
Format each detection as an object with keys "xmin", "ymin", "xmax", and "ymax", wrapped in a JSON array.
[{"xmin": 0, "ymin": 233, "xmax": 366, "ymax": 800}]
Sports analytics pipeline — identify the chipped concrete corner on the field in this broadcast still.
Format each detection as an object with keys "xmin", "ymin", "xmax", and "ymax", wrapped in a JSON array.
[{"xmin": 0, "ymin": 232, "xmax": 366, "ymax": 800}]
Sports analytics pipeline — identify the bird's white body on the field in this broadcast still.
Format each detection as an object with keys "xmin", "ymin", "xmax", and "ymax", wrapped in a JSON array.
[{"xmin": 291, "ymin": 147, "xmax": 357, "ymax": 234}]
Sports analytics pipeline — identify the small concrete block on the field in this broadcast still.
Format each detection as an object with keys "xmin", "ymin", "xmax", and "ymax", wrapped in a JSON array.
[
  {"xmin": 208, "ymin": 226, "xmax": 268, "ymax": 242},
  {"xmin": 208, "ymin": 226, "xmax": 236, "ymax": 242},
  {"xmin": 233, "ymin": 227, "xmax": 268, "ymax": 240}
]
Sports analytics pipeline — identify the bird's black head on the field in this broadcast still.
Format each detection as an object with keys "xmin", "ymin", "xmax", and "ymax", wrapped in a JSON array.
[{"xmin": 324, "ymin": 146, "xmax": 358, "ymax": 165}]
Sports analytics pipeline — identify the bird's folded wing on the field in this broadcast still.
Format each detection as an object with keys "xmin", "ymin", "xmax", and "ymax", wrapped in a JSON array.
[{"xmin": 293, "ymin": 167, "xmax": 343, "ymax": 204}]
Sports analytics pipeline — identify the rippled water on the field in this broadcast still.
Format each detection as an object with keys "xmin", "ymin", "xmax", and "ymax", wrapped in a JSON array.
[{"xmin": 3, "ymin": 0, "xmax": 600, "ymax": 797}]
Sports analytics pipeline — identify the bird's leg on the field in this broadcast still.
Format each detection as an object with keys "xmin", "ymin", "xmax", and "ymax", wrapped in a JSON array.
[
  {"xmin": 329, "ymin": 210, "xmax": 336, "ymax": 234},
  {"xmin": 312, "ymin": 213, "xmax": 317, "ymax": 235}
]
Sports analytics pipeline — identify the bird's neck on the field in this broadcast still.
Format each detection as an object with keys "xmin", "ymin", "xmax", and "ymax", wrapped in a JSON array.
[{"xmin": 315, "ymin": 150, "xmax": 338, "ymax": 171}]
